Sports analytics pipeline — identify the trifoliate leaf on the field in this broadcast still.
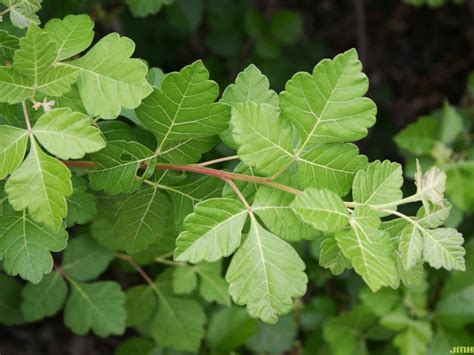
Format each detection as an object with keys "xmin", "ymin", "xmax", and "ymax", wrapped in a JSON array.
[
  {"xmin": 88, "ymin": 140, "xmax": 157, "ymax": 195},
  {"xmin": 280, "ymin": 48, "xmax": 376, "ymax": 146},
  {"xmin": 0, "ymin": 274, "xmax": 25, "ymax": 325},
  {"xmin": 230, "ymin": 102, "xmax": 294, "ymax": 176},
  {"xmin": 207, "ymin": 307, "xmax": 257, "ymax": 352},
  {"xmin": 422, "ymin": 227, "xmax": 465, "ymax": 271},
  {"xmin": 124, "ymin": 285, "xmax": 157, "ymax": 326},
  {"xmin": 64, "ymin": 280, "xmax": 126, "ymax": 337},
  {"xmin": 21, "ymin": 271, "xmax": 67, "ymax": 321},
  {"xmin": 126, "ymin": 0, "xmax": 173, "ymax": 17},
  {"xmin": 150, "ymin": 292, "xmax": 206, "ymax": 352},
  {"xmin": 0, "ymin": 125, "xmax": 28, "ymax": 179},
  {"xmin": 70, "ymin": 33, "xmax": 152, "ymax": 119},
  {"xmin": 44, "ymin": 14, "xmax": 94, "ymax": 61},
  {"xmin": 0, "ymin": 212, "xmax": 67, "ymax": 283},
  {"xmin": 297, "ymin": 143, "xmax": 367, "ymax": 196},
  {"xmin": 253, "ymin": 183, "xmax": 317, "ymax": 242},
  {"xmin": 136, "ymin": 60, "xmax": 229, "ymax": 147},
  {"xmin": 415, "ymin": 165, "xmax": 446, "ymax": 206},
  {"xmin": 174, "ymin": 198, "xmax": 248, "ymax": 263},
  {"xmin": 172, "ymin": 266, "xmax": 198, "ymax": 294},
  {"xmin": 319, "ymin": 236, "xmax": 351, "ymax": 275},
  {"xmin": 61, "ymin": 235, "xmax": 113, "ymax": 281},
  {"xmin": 291, "ymin": 188, "xmax": 349, "ymax": 233},
  {"xmin": 0, "ymin": 0, "xmax": 41, "ymax": 29},
  {"xmin": 33, "ymin": 108, "xmax": 106, "ymax": 159},
  {"xmin": 399, "ymin": 224, "xmax": 424, "ymax": 270},
  {"xmin": 0, "ymin": 30, "xmax": 19, "ymax": 63},
  {"xmin": 113, "ymin": 186, "xmax": 169, "ymax": 254},
  {"xmin": 335, "ymin": 206, "xmax": 398, "ymax": 291},
  {"xmin": 5, "ymin": 140, "xmax": 72, "ymax": 230},
  {"xmin": 352, "ymin": 160, "xmax": 403, "ymax": 214},
  {"xmin": 226, "ymin": 217, "xmax": 307, "ymax": 324},
  {"xmin": 394, "ymin": 116, "xmax": 440, "ymax": 155},
  {"xmin": 195, "ymin": 262, "xmax": 230, "ymax": 305}
]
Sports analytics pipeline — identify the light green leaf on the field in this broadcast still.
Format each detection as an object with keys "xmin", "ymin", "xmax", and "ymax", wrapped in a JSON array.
[
  {"xmin": 33, "ymin": 108, "xmax": 105, "ymax": 159},
  {"xmin": 44, "ymin": 14, "xmax": 94, "ymax": 61},
  {"xmin": 393, "ymin": 321, "xmax": 433, "ymax": 355},
  {"xmin": 0, "ymin": 68, "xmax": 32, "ymax": 103},
  {"xmin": 174, "ymin": 198, "xmax": 247, "ymax": 263},
  {"xmin": 297, "ymin": 143, "xmax": 368, "ymax": 196},
  {"xmin": 136, "ymin": 60, "xmax": 229, "ymax": 148},
  {"xmin": 335, "ymin": 206, "xmax": 398, "ymax": 291},
  {"xmin": 207, "ymin": 307, "xmax": 257, "ymax": 352},
  {"xmin": 88, "ymin": 140, "xmax": 157, "ymax": 195},
  {"xmin": 21, "ymin": 272, "xmax": 67, "ymax": 321},
  {"xmin": 124, "ymin": 285, "xmax": 157, "ymax": 326},
  {"xmin": 0, "ymin": 30, "xmax": 19, "ymax": 63},
  {"xmin": 195, "ymin": 261, "xmax": 230, "ymax": 305},
  {"xmin": 0, "ymin": 274, "xmax": 25, "ymax": 325},
  {"xmin": 416, "ymin": 202, "xmax": 451, "ymax": 228},
  {"xmin": 360, "ymin": 287, "xmax": 401, "ymax": 317},
  {"xmin": 113, "ymin": 186, "xmax": 169, "ymax": 254},
  {"xmin": 422, "ymin": 227, "xmax": 465, "ymax": 271},
  {"xmin": 415, "ymin": 165, "xmax": 446, "ymax": 206},
  {"xmin": 319, "ymin": 236, "xmax": 351, "ymax": 275},
  {"xmin": 0, "ymin": 212, "xmax": 67, "ymax": 283},
  {"xmin": 172, "ymin": 266, "xmax": 197, "ymax": 294},
  {"xmin": 352, "ymin": 160, "xmax": 403, "ymax": 213},
  {"xmin": 0, "ymin": 0, "xmax": 41, "ymax": 29},
  {"xmin": 231, "ymin": 102, "xmax": 294, "ymax": 176},
  {"xmin": 126, "ymin": 0, "xmax": 173, "ymax": 17},
  {"xmin": 445, "ymin": 161, "xmax": 474, "ymax": 211},
  {"xmin": 226, "ymin": 217, "xmax": 307, "ymax": 324},
  {"xmin": 0, "ymin": 125, "xmax": 28, "ymax": 179},
  {"xmin": 291, "ymin": 188, "xmax": 349, "ymax": 233},
  {"xmin": 399, "ymin": 224, "xmax": 424, "ymax": 270},
  {"xmin": 394, "ymin": 116, "xmax": 440, "ymax": 155},
  {"xmin": 64, "ymin": 280, "xmax": 126, "ymax": 337},
  {"xmin": 397, "ymin": 253, "xmax": 424, "ymax": 287},
  {"xmin": 5, "ymin": 139, "xmax": 72, "ymax": 230},
  {"xmin": 70, "ymin": 33, "xmax": 152, "ymax": 119},
  {"xmin": 253, "ymin": 182, "xmax": 317, "ymax": 242},
  {"xmin": 280, "ymin": 48, "xmax": 376, "ymax": 147},
  {"xmin": 150, "ymin": 293, "xmax": 206, "ymax": 352},
  {"xmin": 61, "ymin": 235, "xmax": 113, "ymax": 281}
]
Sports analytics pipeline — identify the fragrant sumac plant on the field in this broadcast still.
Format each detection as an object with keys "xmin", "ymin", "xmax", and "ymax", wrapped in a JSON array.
[{"xmin": 0, "ymin": 9, "xmax": 467, "ymax": 354}]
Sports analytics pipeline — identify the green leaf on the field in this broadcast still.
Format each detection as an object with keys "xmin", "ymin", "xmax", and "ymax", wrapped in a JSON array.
[
  {"xmin": 70, "ymin": 33, "xmax": 152, "ymax": 119},
  {"xmin": 64, "ymin": 280, "xmax": 126, "ymax": 337},
  {"xmin": 0, "ymin": 68, "xmax": 33, "ymax": 103},
  {"xmin": 207, "ymin": 307, "xmax": 258, "ymax": 352},
  {"xmin": 440, "ymin": 101, "xmax": 463, "ymax": 145},
  {"xmin": 33, "ymin": 108, "xmax": 105, "ymax": 159},
  {"xmin": 0, "ymin": 30, "xmax": 19, "ymax": 63},
  {"xmin": 253, "ymin": 182, "xmax": 317, "ymax": 242},
  {"xmin": 195, "ymin": 261, "xmax": 230, "ymax": 305},
  {"xmin": 399, "ymin": 224, "xmax": 423, "ymax": 270},
  {"xmin": 61, "ymin": 235, "xmax": 113, "ymax": 281},
  {"xmin": 280, "ymin": 49, "xmax": 376, "ymax": 146},
  {"xmin": 172, "ymin": 266, "xmax": 198, "ymax": 294},
  {"xmin": 422, "ymin": 227, "xmax": 465, "ymax": 271},
  {"xmin": 352, "ymin": 160, "xmax": 403, "ymax": 212},
  {"xmin": 127, "ymin": 0, "xmax": 173, "ymax": 17},
  {"xmin": 174, "ymin": 198, "xmax": 248, "ymax": 263},
  {"xmin": 136, "ymin": 60, "xmax": 229, "ymax": 147},
  {"xmin": 360, "ymin": 287, "xmax": 400, "ymax": 317},
  {"xmin": 0, "ymin": 212, "xmax": 67, "ymax": 283},
  {"xmin": 319, "ymin": 236, "xmax": 351, "ymax": 275},
  {"xmin": 445, "ymin": 161, "xmax": 474, "ymax": 210},
  {"xmin": 226, "ymin": 217, "xmax": 307, "ymax": 324},
  {"xmin": 393, "ymin": 321, "xmax": 433, "ymax": 355},
  {"xmin": 124, "ymin": 285, "xmax": 157, "ymax": 326},
  {"xmin": 21, "ymin": 271, "xmax": 67, "ymax": 321},
  {"xmin": 5, "ymin": 140, "xmax": 72, "ymax": 230},
  {"xmin": 88, "ymin": 140, "xmax": 157, "ymax": 195},
  {"xmin": 394, "ymin": 116, "xmax": 440, "ymax": 155},
  {"xmin": 231, "ymin": 102, "xmax": 294, "ymax": 176},
  {"xmin": 270, "ymin": 10, "xmax": 303, "ymax": 44},
  {"xmin": 335, "ymin": 206, "xmax": 398, "ymax": 291},
  {"xmin": 44, "ymin": 14, "xmax": 94, "ymax": 61},
  {"xmin": 115, "ymin": 337, "xmax": 157, "ymax": 355},
  {"xmin": 0, "ymin": 274, "xmax": 25, "ymax": 325},
  {"xmin": 150, "ymin": 292, "xmax": 206, "ymax": 352},
  {"xmin": 291, "ymin": 188, "xmax": 349, "ymax": 233},
  {"xmin": 0, "ymin": 125, "xmax": 28, "ymax": 179},
  {"xmin": 0, "ymin": 0, "xmax": 41, "ymax": 29},
  {"xmin": 415, "ymin": 165, "xmax": 446, "ymax": 206},
  {"xmin": 160, "ymin": 136, "xmax": 218, "ymax": 164},
  {"xmin": 113, "ymin": 186, "xmax": 170, "ymax": 254},
  {"xmin": 296, "ymin": 143, "xmax": 368, "ymax": 196},
  {"xmin": 417, "ymin": 202, "xmax": 451, "ymax": 228},
  {"xmin": 66, "ymin": 188, "xmax": 97, "ymax": 227}
]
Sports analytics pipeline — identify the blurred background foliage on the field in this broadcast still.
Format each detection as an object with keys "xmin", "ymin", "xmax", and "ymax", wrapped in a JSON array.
[{"xmin": 1, "ymin": 0, "xmax": 474, "ymax": 354}]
